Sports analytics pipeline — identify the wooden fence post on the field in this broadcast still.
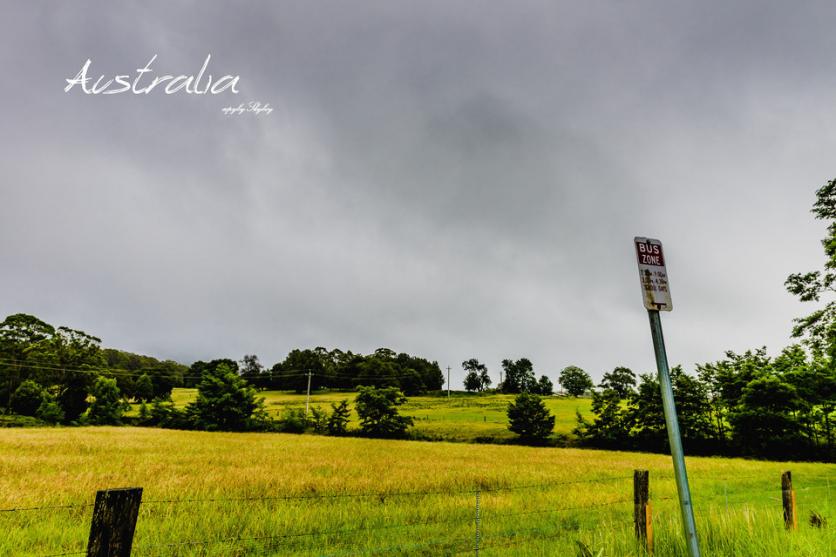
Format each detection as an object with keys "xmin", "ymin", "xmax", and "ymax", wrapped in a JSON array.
[
  {"xmin": 86, "ymin": 488, "xmax": 143, "ymax": 557},
  {"xmin": 781, "ymin": 471, "xmax": 797, "ymax": 530},
  {"xmin": 634, "ymin": 470, "xmax": 653, "ymax": 553}
]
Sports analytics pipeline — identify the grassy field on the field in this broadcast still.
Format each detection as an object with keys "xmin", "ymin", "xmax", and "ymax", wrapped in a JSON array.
[
  {"xmin": 152, "ymin": 389, "xmax": 593, "ymax": 442},
  {"xmin": 0, "ymin": 427, "xmax": 833, "ymax": 556}
]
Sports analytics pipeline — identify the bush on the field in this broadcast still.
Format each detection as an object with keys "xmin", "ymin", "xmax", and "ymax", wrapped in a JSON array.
[
  {"xmin": 507, "ymin": 392, "xmax": 555, "ymax": 444},
  {"xmin": 36, "ymin": 399, "xmax": 64, "ymax": 424},
  {"xmin": 279, "ymin": 408, "xmax": 308, "ymax": 433},
  {"xmin": 88, "ymin": 376, "xmax": 129, "ymax": 425},
  {"xmin": 327, "ymin": 400, "xmax": 351, "ymax": 435},
  {"xmin": 150, "ymin": 398, "xmax": 188, "ymax": 429},
  {"xmin": 134, "ymin": 374, "xmax": 154, "ymax": 403},
  {"xmin": 355, "ymin": 386, "xmax": 413, "ymax": 438},
  {"xmin": 309, "ymin": 407, "xmax": 329, "ymax": 434},
  {"xmin": 186, "ymin": 363, "xmax": 266, "ymax": 431},
  {"xmin": 10, "ymin": 380, "xmax": 47, "ymax": 416},
  {"xmin": 137, "ymin": 402, "xmax": 151, "ymax": 424}
]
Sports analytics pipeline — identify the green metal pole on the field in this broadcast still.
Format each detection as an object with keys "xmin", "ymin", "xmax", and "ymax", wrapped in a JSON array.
[{"xmin": 648, "ymin": 310, "xmax": 700, "ymax": 557}]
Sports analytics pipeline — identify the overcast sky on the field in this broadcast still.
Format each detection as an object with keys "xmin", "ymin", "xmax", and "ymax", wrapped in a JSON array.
[{"xmin": 2, "ymin": 1, "xmax": 834, "ymax": 386}]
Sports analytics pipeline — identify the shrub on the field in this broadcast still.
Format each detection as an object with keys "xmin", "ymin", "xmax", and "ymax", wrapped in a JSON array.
[
  {"xmin": 507, "ymin": 392, "xmax": 555, "ymax": 444},
  {"xmin": 134, "ymin": 374, "xmax": 154, "ymax": 403},
  {"xmin": 36, "ymin": 399, "xmax": 64, "ymax": 424},
  {"xmin": 10, "ymin": 380, "xmax": 47, "ymax": 416},
  {"xmin": 279, "ymin": 408, "xmax": 308, "ymax": 433},
  {"xmin": 88, "ymin": 376, "xmax": 129, "ymax": 425},
  {"xmin": 150, "ymin": 398, "xmax": 187, "ymax": 429},
  {"xmin": 327, "ymin": 400, "xmax": 351, "ymax": 435},
  {"xmin": 355, "ymin": 386, "xmax": 413, "ymax": 438},
  {"xmin": 186, "ymin": 363, "xmax": 266, "ymax": 431}
]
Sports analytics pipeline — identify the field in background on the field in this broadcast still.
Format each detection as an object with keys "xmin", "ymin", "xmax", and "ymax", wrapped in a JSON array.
[
  {"xmin": 151, "ymin": 389, "xmax": 593, "ymax": 442},
  {"xmin": 0, "ymin": 427, "xmax": 833, "ymax": 556}
]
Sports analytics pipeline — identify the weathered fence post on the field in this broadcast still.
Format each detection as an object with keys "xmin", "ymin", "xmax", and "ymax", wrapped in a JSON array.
[
  {"xmin": 781, "ymin": 471, "xmax": 797, "ymax": 530},
  {"xmin": 474, "ymin": 488, "xmax": 481, "ymax": 556},
  {"xmin": 634, "ymin": 470, "xmax": 653, "ymax": 553},
  {"xmin": 86, "ymin": 488, "xmax": 143, "ymax": 557}
]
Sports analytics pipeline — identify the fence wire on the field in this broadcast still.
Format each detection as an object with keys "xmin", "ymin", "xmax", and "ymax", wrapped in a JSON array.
[{"xmin": 5, "ymin": 472, "xmax": 829, "ymax": 557}]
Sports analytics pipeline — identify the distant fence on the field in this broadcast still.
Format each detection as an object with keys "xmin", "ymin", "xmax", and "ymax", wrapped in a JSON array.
[{"xmin": 0, "ymin": 470, "xmax": 829, "ymax": 556}]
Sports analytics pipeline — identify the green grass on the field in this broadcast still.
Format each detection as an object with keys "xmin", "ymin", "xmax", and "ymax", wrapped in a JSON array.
[
  {"xmin": 0, "ymin": 427, "xmax": 833, "ymax": 556},
  {"xmin": 134, "ymin": 389, "xmax": 593, "ymax": 443}
]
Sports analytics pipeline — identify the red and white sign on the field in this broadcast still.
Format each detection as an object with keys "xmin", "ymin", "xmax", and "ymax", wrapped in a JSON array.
[{"xmin": 634, "ymin": 237, "xmax": 672, "ymax": 311}]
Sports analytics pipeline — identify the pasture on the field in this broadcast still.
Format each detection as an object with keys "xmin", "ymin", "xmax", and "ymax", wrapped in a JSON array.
[
  {"xmin": 0, "ymin": 427, "xmax": 833, "ymax": 556},
  {"xmin": 156, "ymin": 389, "xmax": 593, "ymax": 442}
]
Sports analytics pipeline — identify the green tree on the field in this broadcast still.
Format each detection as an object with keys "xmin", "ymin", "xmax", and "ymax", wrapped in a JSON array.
[
  {"xmin": 273, "ymin": 349, "xmax": 326, "ymax": 393},
  {"xmin": 134, "ymin": 373, "xmax": 154, "ymax": 402},
  {"xmin": 463, "ymin": 371, "xmax": 482, "ymax": 393},
  {"xmin": 696, "ymin": 347, "xmax": 771, "ymax": 442},
  {"xmin": 10, "ymin": 380, "xmax": 47, "ymax": 416},
  {"xmin": 327, "ymin": 400, "xmax": 351, "ymax": 435},
  {"xmin": 479, "ymin": 368, "xmax": 492, "ymax": 390},
  {"xmin": 279, "ymin": 408, "xmax": 308, "ymax": 433},
  {"xmin": 462, "ymin": 359, "xmax": 489, "ymax": 392},
  {"xmin": 628, "ymin": 368, "xmax": 714, "ymax": 452},
  {"xmin": 88, "ymin": 376, "xmax": 129, "ymax": 425},
  {"xmin": 500, "ymin": 358, "xmax": 536, "ymax": 393},
  {"xmin": 0, "ymin": 314, "xmax": 55, "ymax": 409},
  {"xmin": 534, "ymin": 375, "xmax": 554, "ymax": 395},
  {"xmin": 576, "ymin": 388, "xmax": 633, "ymax": 448},
  {"xmin": 599, "ymin": 367, "xmax": 636, "ymax": 398},
  {"xmin": 36, "ymin": 399, "xmax": 64, "ymax": 424},
  {"xmin": 355, "ymin": 386, "xmax": 413, "ymax": 437},
  {"xmin": 730, "ymin": 375, "xmax": 804, "ymax": 457},
  {"xmin": 187, "ymin": 363, "xmax": 266, "ymax": 431},
  {"xmin": 507, "ymin": 392, "xmax": 555, "ymax": 444},
  {"xmin": 239, "ymin": 354, "xmax": 267, "ymax": 389},
  {"xmin": 785, "ymin": 179, "xmax": 836, "ymax": 356},
  {"xmin": 356, "ymin": 355, "xmax": 400, "ymax": 390},
  {"xmin": 150, "ymin": 397, "xmax": 187, "ymax": 429},
  {"xmin": 49, "ymin": 327, "xmax": 106, "ymax": 422},
  {"xmin": 559, "ymin": 366, "xmax": 593, "ymax": 397}
]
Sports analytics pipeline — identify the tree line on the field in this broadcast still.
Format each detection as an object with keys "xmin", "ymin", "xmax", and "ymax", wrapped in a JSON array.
[
  {"xmin": 576, "ymin": 180, "xmax": 836, "ymax": 461},
  {"xmin": 573, "ymin": 348, "xmax": 834, "ymax": 460},
  {"xmin": 0, "ymin": 313, "xmax": 444, "ymax": 427},
  {"xmin": 197, "ymin": 347, "xmax": 444, "ymax": 395}
]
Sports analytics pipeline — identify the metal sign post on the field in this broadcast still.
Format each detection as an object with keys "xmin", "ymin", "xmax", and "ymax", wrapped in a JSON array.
[{"xmin": 634, "ymin": 237, "xmax": 700, "ymax": 557}]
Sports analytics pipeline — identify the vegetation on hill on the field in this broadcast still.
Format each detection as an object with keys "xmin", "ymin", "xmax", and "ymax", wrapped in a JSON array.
[
  {"xmin": 0, "ymin": 181, "xmax": 833, "ymax": 460},
  {"xmin": 575, "ymin": 181, "xmax": 836, "ymax": 461}
]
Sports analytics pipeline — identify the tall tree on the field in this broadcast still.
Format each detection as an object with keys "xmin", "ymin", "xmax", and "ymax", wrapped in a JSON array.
[
  {"xmin": 0, "ymin": 314, "xmax": 55, "ymax": 409},
  {"xmin": 730, "ymin": 376, "xmax": 803, "ymax": 457},
  {"xmin": 354, "ymin": 386, "xmax": 413, "ymax": 437},
  {"xmin": 187, "ymin": 363, "xmax": 266, "ymax": 431},
  {"xmin": 534, "ymin": 375, "xmax": 554, "ymax": 395},
  {"xmin": 462, "ymin": 359, "xmax": 489, "ymax": 392},
  {"xmin": 785, "ymin": 179, "xmax": 836, "ymax": 356},
  {"xmin": 239, "ymin": 354, "xmax": 266, "ymax": 389},
  {"xmin": 88, "ymin": 376, "xmax": 129, "ymax": 425},
  {"xmin": 599, "ymin": 367, "xmax": 636, "ymax": 398},
  {"xmin": 559, "ymin": 366, "xmax": 593, "ymax": 397},
  {"xmin": 500, "ymin": 358, "xmax": 536, "ymax": 394},
  {"xmin": 507, "ymin": 392, "xmax": 555, "ymax": 444}
]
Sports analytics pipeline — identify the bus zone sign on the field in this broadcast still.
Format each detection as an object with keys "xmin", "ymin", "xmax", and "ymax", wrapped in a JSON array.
[{"xmin": 634, "ymin": 237, "xmax": 672, "ymax": 311}]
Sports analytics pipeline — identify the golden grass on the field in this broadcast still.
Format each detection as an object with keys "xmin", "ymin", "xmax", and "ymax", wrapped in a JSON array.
[
  {"xmin": 0, "ymin": 427, "xmax": 833, "ymax": 556},
  {"xmin": 143, "ymin": 389, "xmax": 593, "ymax": 442}
]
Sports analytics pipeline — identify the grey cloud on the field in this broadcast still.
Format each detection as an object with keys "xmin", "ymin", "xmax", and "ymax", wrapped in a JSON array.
[{"xmin": 1, "ymin": 1, "xmax": 834, "ymax": 386}]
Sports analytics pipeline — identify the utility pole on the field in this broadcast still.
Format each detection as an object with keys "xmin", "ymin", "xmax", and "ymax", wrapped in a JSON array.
[
  {"xmin": 447, "ymin": 366, "xmax": 451, "ymax": 398},
  {"xmin": 635, "ymin": 237, "xmax": 700, "ymax": 557},
  {"xmin": 305, "ymin": 371, "xmax": 312, "ymax": 417}
]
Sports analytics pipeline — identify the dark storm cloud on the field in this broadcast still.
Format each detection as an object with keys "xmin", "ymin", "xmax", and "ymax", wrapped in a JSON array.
[{"xmin": 2, "ymin": 1, "xmax": 835, "ymax": 386}]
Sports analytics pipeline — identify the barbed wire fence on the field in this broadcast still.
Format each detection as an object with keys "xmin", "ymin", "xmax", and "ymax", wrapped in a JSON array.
[{"xmin": 1, "ymin": 471, "xmax": 831, "ymax": 556}]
